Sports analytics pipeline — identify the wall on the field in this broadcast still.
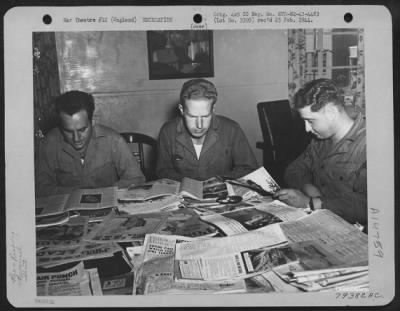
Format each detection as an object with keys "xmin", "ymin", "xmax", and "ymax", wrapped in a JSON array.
[{"xmin": 55, "ymin": 29, "xmax": 288, "ymax": 165}]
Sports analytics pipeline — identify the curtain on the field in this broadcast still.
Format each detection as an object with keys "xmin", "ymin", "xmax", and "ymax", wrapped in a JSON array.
[
  {"xmin": 353, "ymin": 30, "xmax": 365, "ymax": 110},
  {"xmin": 33, "ymin": 32, "xmax": 61, "ymax": 158},
  {"xmin": 287, "ymin": 29, "xmax": 306, "ymax": 108}
]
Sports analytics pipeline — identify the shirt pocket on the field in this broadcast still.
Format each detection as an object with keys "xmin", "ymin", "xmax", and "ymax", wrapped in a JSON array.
[
  {"xmin": 331, "ymin": 162, "xmax": 358, "ymax": 183},
  {"xmin": 55, "ymin": 159, "xmax": 78, "ymax": 186},
  {"xmin": 90, "ymin": 161, "xmax": 118, "ymax": 186}
]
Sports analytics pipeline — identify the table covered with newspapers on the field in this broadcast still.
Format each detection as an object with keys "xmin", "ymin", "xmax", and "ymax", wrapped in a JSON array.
[{"xmin": 35, "ymin": 168, "xmax": 369, "ymax": 296}]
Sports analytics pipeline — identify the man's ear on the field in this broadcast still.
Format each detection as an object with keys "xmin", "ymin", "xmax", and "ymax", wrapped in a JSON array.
[
  {"xmin": 178, "ymin": 104, "xmax": 184, "ymax": 115},
  {"xmin": 324, "ymin": 103, "xmax": 338, "ymax": 121}
]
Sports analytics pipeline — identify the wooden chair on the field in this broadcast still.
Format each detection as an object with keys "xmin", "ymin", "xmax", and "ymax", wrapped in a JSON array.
[
  {"xmin": 256, "ymin": 100, "xmax": 311, "ymax": 186},
  {"xmin": 120, "ymin": 132, "xmax": 157, "ymax": 181}
]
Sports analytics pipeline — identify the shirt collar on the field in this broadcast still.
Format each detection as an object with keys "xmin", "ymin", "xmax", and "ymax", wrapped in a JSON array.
[{"xmin": 341, "ymin": 112, "xmax": 365, "ymax": 142}]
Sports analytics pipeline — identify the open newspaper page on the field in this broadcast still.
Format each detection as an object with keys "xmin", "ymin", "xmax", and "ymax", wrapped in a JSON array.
[
  {"xmin": 179, "ymin": 176, "xmax": 232, "ymax": 201},
  {"xmin": 117, "ymin": 179, "xmax": 180, "ymax": 202},
  {"xmin": 176, "ymin": 223, "xmax": 287, "ymax": 259},
  {"xmin": 155, "ymin": 208, "xmax": 219, "ymax": 238},
  {"xmin": 195, "ymin": 198, "xmax": 307, "ymax": 235},
  {"xmin": 175, "ymin": 243, "xmax": 298, "ymax": 282},
  {"xmin": 84, "ymin": 211, "xmax": 167, "ymax": 243},
  {"xmin": 279, "ymin": 209, "xmax": 369, "ymax": 260},
  {"xmin": 174, "ymin": 224, "xmax": 287, "ymax": 281},
  {"xmin": 37, "ymin": 262, "xmax": 92, "ymax": 296},
  {"xmin": 270, "ymin": 210, "xmax": 369, "ymax": 291},
  {"xmin": 36, "ymin": 216, "xmax": 89, "ymax": 250},
  {"xmin": 117, "ymin": 195, "xmax": 182, "ymax": 215}
]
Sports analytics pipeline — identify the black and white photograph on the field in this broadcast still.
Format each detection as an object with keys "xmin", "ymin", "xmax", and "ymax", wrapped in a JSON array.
[{"xmin": 4, "ymin": 5, "xmax": 395, "ymax": 309}]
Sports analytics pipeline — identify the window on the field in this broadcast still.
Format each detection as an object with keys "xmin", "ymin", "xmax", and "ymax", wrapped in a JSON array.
[{"xmin": 304, "ymin": 29, "xmax": 364, "ymax": 107}]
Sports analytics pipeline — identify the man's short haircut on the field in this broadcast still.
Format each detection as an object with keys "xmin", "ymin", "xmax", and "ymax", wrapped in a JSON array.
[
  {"xmin": 180, "ymin": 78, "xmax": 218, "ymax": 108},
  {"xmin": 294, "ymin": 78, "xmax": 342, "ymax": 112},
  {"xmin": 55, "ymin": 90, "xmax": 95, "ymax": 121}
]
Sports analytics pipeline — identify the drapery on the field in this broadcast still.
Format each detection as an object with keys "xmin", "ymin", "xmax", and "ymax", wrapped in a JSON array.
[{"xmin": 287, "ymin": 29, "xmax": 306, "ymax": 108}]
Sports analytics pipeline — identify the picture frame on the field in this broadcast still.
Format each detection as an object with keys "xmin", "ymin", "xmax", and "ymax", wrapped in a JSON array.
[{"xmin": 147, "ymin": 30, "xmax": 214, "ymax": 80}]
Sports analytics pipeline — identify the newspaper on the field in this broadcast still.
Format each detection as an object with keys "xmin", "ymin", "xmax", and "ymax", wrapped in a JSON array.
[
  {"xmin": 247, "ymin": 198, "xmax": 308, "ymax": 222},
  {"xmin": 37, "ymin": 242, "xmax": 123, "ymax": 268},
  {"xmin": 84, "ymin": 212, "xmax": 168, "ymax": 243},
  {"xmin": 232, "ymin": 166, "xmax": 281, "ymax": 196},
  {"xmin": 37, "ymin": 187, "xmax": 118, "ymax": 216},
  {"xmin": 37, "ymin": 262, "xmax": 92, "ymax": 296},
  {"xmin": 119, "ymin": 177, "xmax": 233, "ymax": 202},
  {"xmin": 175, "ymin": 244, "xmax": 297, "ymax": 281},
  {"xmin": 117, "ymin": 195, "xmax": 182, "ymax": 215},
  {"xmin": 173, "ymin": 224, "xmax": 287, "ymax": 281},
  {"xmin": 156, "ymin": 208, "xmax": 219, "ymax": 238},
  {"xmin": 200, "ymin": 213, "xmax": 248, "ymax": 235},
  {"xmin": 159, "ymin": 278, "xmax": 247, "ymax": 295},
  {"xmin": 279, "ymin": 210, "xmax": 369, "ymax": 267},
  {"xmin": 135, "ymin": 234, "xmax": 194, "ymax": 295},
  {"xmin": 35, "ymin": 211, "xmax": 71, "ymax": 228},
  {"xmin": 196, "ymin": 199, "xmax": 306, "ymax": 236},
  {"xmin": 279, "ymin": 209, "xmax": 363, "ymax": 243},
  {"xmin": 87, "ymin": 268, "xmax": 103, "ymax": 295},
  {"xmin": 36, "ymin": 216, "xmax": 89, "ymax": 249},
  {"xmin": 176, "ymin": 223, "xmax": 287, "ymax": 259},
  {"xmin": 117, "ymin": 179, "xmax": 180, "ymax": 201}
]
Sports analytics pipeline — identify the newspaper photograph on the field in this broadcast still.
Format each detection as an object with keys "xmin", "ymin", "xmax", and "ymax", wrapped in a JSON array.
[{"xmin": 4, "ymin": 4, "xmax": 395, "ymax": 308}]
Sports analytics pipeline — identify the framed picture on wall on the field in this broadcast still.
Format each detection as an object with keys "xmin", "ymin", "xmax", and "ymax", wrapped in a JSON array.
[{"xmin": 147, "ymin": 30, "xmax": 214, "ymax": 80}]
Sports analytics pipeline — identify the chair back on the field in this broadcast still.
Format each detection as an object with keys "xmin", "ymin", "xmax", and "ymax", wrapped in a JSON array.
[
  {"xmin": 257, "ymin": 100, "xmax": 310, "ymax": 184},
  {"xmin": 120, "ymin": 132, "xmax": 157, "ymax": 181}
]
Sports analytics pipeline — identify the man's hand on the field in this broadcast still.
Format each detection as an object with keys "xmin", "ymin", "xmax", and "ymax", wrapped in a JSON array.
[
  {"xmin": 301, "ymin": 183, "xmax": 322, "ymax": 197},
  {"xmin": 274, "ymin": 189, "xmax": 310, "ymax": 209}
]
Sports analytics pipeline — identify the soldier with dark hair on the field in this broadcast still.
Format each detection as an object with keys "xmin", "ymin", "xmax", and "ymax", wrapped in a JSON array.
[
  {"xmin": 36, "ymin": 91, "xmax": 144, "ymax": 197},
  {"xmin": 275, "ymin": 79, "xmax": 367, "ymax": 228}
]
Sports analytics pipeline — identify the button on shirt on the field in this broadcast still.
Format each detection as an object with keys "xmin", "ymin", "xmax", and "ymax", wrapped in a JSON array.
[
  {"xmin": 156, "ymin": 115, "xmax": 258, "ymax": 181},
  {"xmin": 284, "ymin": 113, "xmax": 367, "ymax": 226},
  {"xmin": 35, "ymin": 124, "xmax": 145, "ymax": 197}
]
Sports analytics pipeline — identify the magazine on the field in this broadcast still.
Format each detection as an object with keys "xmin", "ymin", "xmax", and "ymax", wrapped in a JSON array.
[
  {"xmin": 36, "ymin": 187, "xmax": 118, "ymax": 218},
  {"xmin": 223, "ymin": 167, "xmax": 280, "ymax": 198}
]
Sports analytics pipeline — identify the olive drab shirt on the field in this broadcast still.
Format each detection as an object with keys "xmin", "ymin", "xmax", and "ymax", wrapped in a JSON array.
[
  {"xmin": 284, "ymin": 113, "xmax": 367, "ymax": 227},
  {"xmin": 156, "ymin": 115, "xmax": 258, "ymax": 181},
  {"xmin": 36, "ymin": 124, "xmax": 145, "ymax": 197}
]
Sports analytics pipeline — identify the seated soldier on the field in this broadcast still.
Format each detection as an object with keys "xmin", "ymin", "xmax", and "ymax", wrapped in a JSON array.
[
  {"xmin": 35, "ymin": 90, "xmax": 145, "ymax": 197},
  {"xmin": 274, "ymin": 79, "xmax": 367, "ymax": 228},
  {"xmin": 156, "ymin": 78, "xmax": 258, "ymax": 181}
]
